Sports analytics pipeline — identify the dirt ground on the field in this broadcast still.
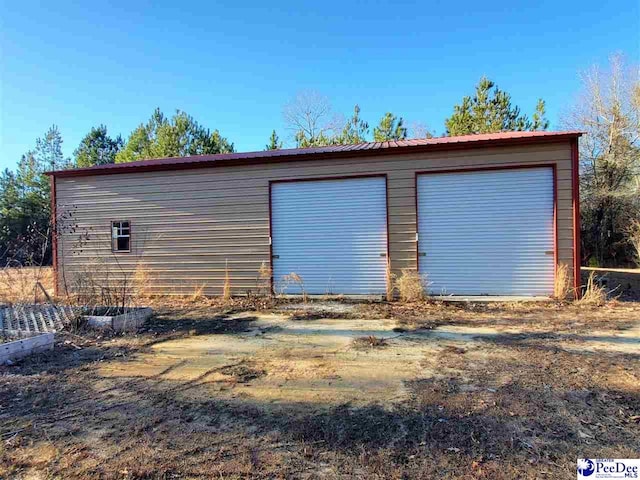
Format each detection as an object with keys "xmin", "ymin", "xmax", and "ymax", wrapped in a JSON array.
[{"xmin": 1, "ymin": 300, "xmax": 639, "ymax": 479}]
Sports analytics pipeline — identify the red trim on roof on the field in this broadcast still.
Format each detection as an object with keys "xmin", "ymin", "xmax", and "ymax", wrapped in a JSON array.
[{"xmin": 46, "ymin": 131, "xmax": 582, "ymax": 178}]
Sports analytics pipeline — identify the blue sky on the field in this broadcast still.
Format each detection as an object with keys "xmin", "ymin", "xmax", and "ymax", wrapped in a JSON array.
[{"xmin": 0, "ymin": 0, "xmax": 638, "ymax": 171}]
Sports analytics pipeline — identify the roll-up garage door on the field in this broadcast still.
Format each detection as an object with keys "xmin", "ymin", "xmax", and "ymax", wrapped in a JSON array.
[
  {"xmin": 271, "ymin": 176, "xmax": 388, "ymax": 295},
  {"xmin": 417, "ymin": 167, "xmax": 555, "ymax": 296}
]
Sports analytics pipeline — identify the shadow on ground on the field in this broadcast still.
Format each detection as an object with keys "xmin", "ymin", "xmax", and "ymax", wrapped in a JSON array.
[
  {"xmin": 1, "ymin": 353, "xmax": 638, "ymax": 479},
  {"xmin": 143, "ymin": 311, "xmax": 259, "ymax": 336},
  {"xmin": 1, "ymin": 304, "xmax": 639, "ymax": 479}
]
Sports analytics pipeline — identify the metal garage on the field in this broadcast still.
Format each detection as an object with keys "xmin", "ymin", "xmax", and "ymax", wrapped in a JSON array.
[
  {"xmin": 48, "ymin": 131, "xmax": 581, "ymax": 298},
  {"xmin": 270, "ymin": 176, "xmax": 388, "ymax": 295},
  {"xmin": 416, "ymin": 167, "xmax": 555, "ymax": 296}
]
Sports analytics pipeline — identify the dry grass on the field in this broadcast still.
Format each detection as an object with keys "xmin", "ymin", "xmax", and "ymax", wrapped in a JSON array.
[
  {"xmin": 257, "ymin": 261, "xmax": 272, "ymax": 296},
  {"xmin": 280, "ymin": 272, "xmax": 307, "ymax": 302},
  {"xmin": 385, "ymin": 259, "xmax": 394, "ymax": 301},
  {"xmin": 1, "ymin": 303, "xmax": 638, "ymax": 479},
  {"xmin": 358, "ymin": 299, "xmax": 640, "ymax": 333},
  {"xmin": 132, "ymin": 262, "xmax": 154, "ymax": 299},
  {"xmin": 0, "ymin": 266, "xmax": 54, "ymax": 304},
  {"xmin": 394, "ymin": 268, "xmax": 427, "ymax": 302},
  {"xmin": 579, "ymin": 271, "xmax": 608, "ymax": 306},
  {"xmin": 222, "ymin": 260, "xmax": 232, "ymax": 300},
  {"xmin": 553, "ymin": 262, "xmax": 573, "ymax": 300},
  {"xmin": 351, "ymin": 335, "xmax": 388, "ymax": 349},
  {"xmin": 190, "ymin": 283, "xmax": 207, "ymax": 302}
]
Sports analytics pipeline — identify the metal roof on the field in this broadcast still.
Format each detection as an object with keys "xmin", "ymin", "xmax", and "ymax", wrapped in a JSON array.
[{"xmin": 47, "ymin": 130, "xmax": 582, "ymax": 178}]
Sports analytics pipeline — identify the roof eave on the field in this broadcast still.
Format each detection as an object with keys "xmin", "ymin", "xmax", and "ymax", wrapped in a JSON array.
[{"xmin": 46, "ymin": 132, "xmax": 582, "ymax": 178}]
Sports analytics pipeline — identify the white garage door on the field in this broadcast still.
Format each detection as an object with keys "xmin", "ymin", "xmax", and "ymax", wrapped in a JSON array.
[
  {"xmin": 417, "ymin": 167, "xmax": 555, "ymax": 296},
  {"xmin": 271, "ymin": 177, "xmax": 388, "ymax": 295}
]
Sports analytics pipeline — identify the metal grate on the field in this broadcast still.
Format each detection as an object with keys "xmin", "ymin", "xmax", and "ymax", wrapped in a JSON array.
[{"xmin": 0, "ymin": 304, "xmax": 80, "ymax": 337}]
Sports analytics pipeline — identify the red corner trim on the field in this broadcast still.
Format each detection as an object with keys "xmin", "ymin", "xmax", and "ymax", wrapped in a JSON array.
[
  {"xmin": 571, "ymin": 138, "xmax": 581, "ymax": 297},
  {"xmin": 50, "ymin": 175, "xmax": 58, "ymax": 297}
]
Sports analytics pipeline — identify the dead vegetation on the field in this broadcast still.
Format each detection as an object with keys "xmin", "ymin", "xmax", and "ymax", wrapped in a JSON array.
[
  {"xmin": 358, "ymin": 299, "xmax": 640, "ymax": 333},
  {"xmin": 219, "ymin": 361, "xmax": 266, "ymax": 383},
  {"xmin": 0, "ymin": 302, "xmax": 638, "ymax": 479},
  {"xmin": 0, "ymin": 266, "xmax": 54, "ymax": 304},
  {"xmin": 385, "ymin": 259, "xmax": 394, "ymax": 301},
  {"xmin": 279, "ymin": 272, "xmax": 307, "ymax": 301},
  {"xmin": 351, "ymin": 335, "xmax": 389, "ymax": 349},
  {"xmin": 553, "ymin": 262, "xmax": 573, "ymax": 300},
  {"xmin": 256, "ymin": 261, "xmax": 272, "ymax": 297},
  {"xmin": 222, "ymin": 260, "xmax": 232, "ymax": 300},
  {"xmin": 579, "ymin": 270, "xmax": 609, "ymax": 306},
  {"xmin": 386, "ymin": 267, "xmax": 429, "ymax": 302}
]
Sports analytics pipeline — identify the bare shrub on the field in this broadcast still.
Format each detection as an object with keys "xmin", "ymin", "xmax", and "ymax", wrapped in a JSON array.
[
  {"xmin": 256, "ymin": 261, "xmax": 272, "ymax": 296},
  {"xmin": 553, "ymin": 263, "xmax": 573, "ymax": 301},
  {"xmin": 394, "ymin": 269, "xmax": 428, "ymax": 302},
  {"xmin": 627, "ymin": 220, "xmax": 640, "ymax": 267},
  {"xmin": 579, "ymin": 271, "xmax": 608, "ymax": 306},
  {"xmin": 67, "ymin": 260, "xmax": 131, "ymax": 312},
  {"xmin": 66, "ymin": 261, "xmax": 105, "ymax": 307},
  {"xmin": 56, "ymin": 207, "xmax": 157, "ymax": 310},
  {"xmin": 562, "ymin": 54, "xmax": 640, "ymax": 266},
  {"xmin": 62, "ymin": 250, "xmax": 147, "ymax": 314},
  {"xmin": 280, "ymin": 272, "xmax": 307, "ymax": 302}
]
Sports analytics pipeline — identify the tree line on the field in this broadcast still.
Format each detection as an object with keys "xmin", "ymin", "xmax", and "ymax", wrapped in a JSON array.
[{"xmin": 1, "ymin": 54, "xmax": 638, "ymax": 271}]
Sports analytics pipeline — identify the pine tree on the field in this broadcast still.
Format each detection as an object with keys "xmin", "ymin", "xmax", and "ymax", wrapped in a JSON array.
[
  {"xmin": 1, "ymin": 126, "xmax": 70, "ymax": 265},
  {"xmin": 445, "ymin": 77, "xmax": 549, "ymax": 136},
  {"xmin": 336, "ymin": 105, "xmax": 369, "ymax": 144},
  {"xmin": 116, "ymin": 108, "xmax": 234, "ymax": 163},
  {"xmin": 373, "ymin": 113, "xmax": 407, "ymax": 141},
  {"xmin": 74, "ymin": 125, "xmax": 123, "ymax": 167},
  {"xmin": 265, "ymin": 130, "xmax": 282, "ymax": 150}
]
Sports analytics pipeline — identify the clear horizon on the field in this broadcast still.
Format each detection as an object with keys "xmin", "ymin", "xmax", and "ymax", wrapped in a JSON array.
[{"xmin": 1, "ymin": 0, "xmax": 638, "ymax": 171}]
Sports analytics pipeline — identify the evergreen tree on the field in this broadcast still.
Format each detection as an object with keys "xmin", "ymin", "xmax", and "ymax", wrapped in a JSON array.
[
  {"xmin": 0, "ymin": 126, "xmax": 70, "ymax": 266},
  {"xmin": 373, "ymin": 113, "xmax": 407, "ymax": 141},
  {"xmin": 74, "ymin": 125, "xmax": 123, "ymax": 167},
  {"xmin": 294, "ymin": 130, "xmax": 334, "ymax": 148},
  {"xmin": 336, "ymin": 105, "xmax": 369, "ymax": 144},
  {"xmin": 265, "ymin": 130, "xmax": 282, "ymax": 150},
  {"xmin": 116, "ymin": 108, "xmax": 234, "ymax": 163},
  {"xmin": 445, "ymin": 77, "xmax": 549, "ymax": 136}
]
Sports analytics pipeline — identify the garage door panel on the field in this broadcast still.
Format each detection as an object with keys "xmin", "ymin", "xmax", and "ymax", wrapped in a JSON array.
[
  {"xmin": 417, "ymin": 168, "xmax": 555, "ymax": 296},
  {"xmin": 271, "ymin": 177, "xmax": 388, "ymax": 295}
]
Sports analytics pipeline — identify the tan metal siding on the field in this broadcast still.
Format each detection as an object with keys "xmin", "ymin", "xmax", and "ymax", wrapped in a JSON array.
[{"xmin": 55, "ymin": 142, "xmax": 575, "ymax": 296}]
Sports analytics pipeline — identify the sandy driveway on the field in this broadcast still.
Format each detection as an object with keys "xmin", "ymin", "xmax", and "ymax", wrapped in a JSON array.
[
  {"xmin": 98, "ymin": 310, "xmax": 640, "ymax": 407},
  {"xmin": 3, "ymin": 302, "xmax": 640, "ymax": 479}
]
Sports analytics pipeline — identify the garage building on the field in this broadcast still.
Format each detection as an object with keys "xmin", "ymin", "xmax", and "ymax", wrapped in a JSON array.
[{"xmin": 48, "ymin": 131, "xmax": 581, "ymax": 298}]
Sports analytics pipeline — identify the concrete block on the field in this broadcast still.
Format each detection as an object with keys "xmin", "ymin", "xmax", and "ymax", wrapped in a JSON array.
[{"xmin": 0, "ymin": 333, "xmax": 55, "ymax": 365}]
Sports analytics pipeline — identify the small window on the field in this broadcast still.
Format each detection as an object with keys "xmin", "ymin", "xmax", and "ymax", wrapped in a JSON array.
[{"xmin": 111, "ymin": 221, "xmax": 131, "ymax": 252}]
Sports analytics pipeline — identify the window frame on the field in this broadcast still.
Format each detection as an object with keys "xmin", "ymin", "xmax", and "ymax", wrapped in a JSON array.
[{"xmin": 111, "ymin": 220, "xmax": 132, "ymax": 253}]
